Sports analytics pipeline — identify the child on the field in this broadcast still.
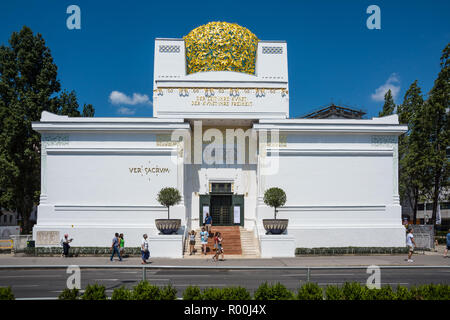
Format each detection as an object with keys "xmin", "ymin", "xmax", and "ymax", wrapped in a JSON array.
[{"xmin": 189, "ymin": 230, "xmax": 196, "ymax": 255}]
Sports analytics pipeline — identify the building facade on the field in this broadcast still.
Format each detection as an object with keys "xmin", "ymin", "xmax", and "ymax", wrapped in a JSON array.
[{"xmin": 31, "ymin": 22, "xmax": 407, "ymax": 257}]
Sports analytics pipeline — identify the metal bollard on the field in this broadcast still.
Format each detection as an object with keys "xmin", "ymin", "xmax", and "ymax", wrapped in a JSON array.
[
  {"xmin": 306, "ymin": 268, "xmax": 311, "ymax": 282},
  {"xmin": 142, "ymin": 266, "xmax": 146, "ymax": 281}
]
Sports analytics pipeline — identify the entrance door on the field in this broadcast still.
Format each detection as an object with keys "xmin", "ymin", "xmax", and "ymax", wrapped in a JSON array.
[
  {"xmin": 199, "ymin": 192, "xmax": 244, "ymax": 227},
  {"xmin": 210, "ymin": 195, "xmax": 232, "ymax": 226}
]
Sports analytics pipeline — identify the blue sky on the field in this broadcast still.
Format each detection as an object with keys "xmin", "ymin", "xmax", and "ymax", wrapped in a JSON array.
[{"xmin": 0, "ymin": 0, "xmax": 449, "ymax": 118}]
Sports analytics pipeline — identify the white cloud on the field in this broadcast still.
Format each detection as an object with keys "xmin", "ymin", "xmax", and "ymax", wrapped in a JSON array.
[
  {"xmin": 371, "ymin": 73, "xmax": 401, "ymax": 102},
  {"xmin": 116, "ymin": 107, "xmax": 136, "ymax": 115},
  {"xmin": 109, "ymin": 91, "xmax": 152, "ymax": 106}
]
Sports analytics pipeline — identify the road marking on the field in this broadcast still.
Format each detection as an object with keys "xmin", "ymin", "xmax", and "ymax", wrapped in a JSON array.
[
  {"xmin": 12, "ymin": 285, "xmax": 40, "ymax": 288},
  {"xmin": 317, "ymin": 282, "xmax": 409, "ymax": 286},
  {"xmin": 93, "ymin": 279, "xmax": 119, "ymax": 281},
  {"xmin": 0, "ymin": 275, "xmax": 63, "ymax": 278}
]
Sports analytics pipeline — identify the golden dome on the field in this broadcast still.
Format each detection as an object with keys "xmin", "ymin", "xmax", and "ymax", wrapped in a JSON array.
[{"xmin": 184, "ymin": 21, "xmax": 258, "ymax": 75}]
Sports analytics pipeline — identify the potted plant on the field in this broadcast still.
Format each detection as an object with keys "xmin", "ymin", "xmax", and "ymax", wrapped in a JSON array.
[
  {"xmin": 262, "ymin": 187, "xmax": 288, "ymax": 234},
  {"xmin": 155, "ymin": 187, "xmax": 182, "ymax": 234}
]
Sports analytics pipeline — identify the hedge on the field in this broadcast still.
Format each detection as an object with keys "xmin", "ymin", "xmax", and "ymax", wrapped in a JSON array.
[
  {"xmin": 22, "ymin": 247, "xmax": 142, "ymax": 256},
  {"xmin": 4, "ymin": 282, "xmax": 450, "ymax": 300},
  {"xmin": 296, "ymin": 247, "xmax": 409, "ymax": 255}
]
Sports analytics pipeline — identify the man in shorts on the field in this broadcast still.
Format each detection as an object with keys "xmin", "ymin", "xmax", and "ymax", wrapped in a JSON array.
[
  {"xmin": 204, "ymin": 213, "xmax": 212, "ymax": 235},
  {"xmin": 406, "ymin": 228, "xmax": 416, "ymax": 263}
]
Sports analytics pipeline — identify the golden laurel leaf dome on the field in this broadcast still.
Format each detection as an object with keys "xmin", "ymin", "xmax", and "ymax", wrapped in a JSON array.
[{"xmin": 183, "ymin": 21, "xmax": 259, "ymax": 75}]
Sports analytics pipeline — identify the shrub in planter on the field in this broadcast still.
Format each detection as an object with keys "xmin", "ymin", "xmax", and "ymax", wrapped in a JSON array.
[
  {"xmin": 221, "ymin": 287, "xmax": 252, "ymax": 300},
  {"xmin": 132, "ymin": 281, "xmax": 161, "ymax": 300},
  {"xmin": 160, "ymin": 284, "xmax": 177, "ymax": 300},
  {"xmin": 156, "ymin": 187, "xmax": 182, "ymax": 234},
  {"xmin": 0, "ymin": 287, "xmax": 15, "ymax": 300},
  {"xmin": 182, "ymin": 286, "xmax": 202, "ymax": 300},
  {"xmin": 58, "ymin": 288, "xmax": 80, "ymax": 300},
  {"xmin": 325, "ymin": 285, "xmax": 345, "ymax": 300},
  {"xmin": 111, "ymin": 286, "xmax": 132, "ymax": 300},
  {"xmin": 254, "ymin": 282, "xmax": 294, "ymax": 300},
  {"xmin": 297, "ymin": 283, "xmax": 323, "ymax": 300},
  {"xmin": 82, "ymin": 283, "xmax": 107, "ymax": 300}
]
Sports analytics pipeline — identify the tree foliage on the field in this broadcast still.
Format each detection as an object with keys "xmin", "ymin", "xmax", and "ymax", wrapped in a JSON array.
[
  {"xmin": 157, "ymin": 187, "xmax": 182, "ymax": 219},
  {"xmin": 0, "ymin": 26, "xmax": 94, "ymax": 232},
  {"xmin": 423, "ymin": 43, "xmax": 450, "ymax": 224},
  {"xmin": 378, "ymin": 89, "xmax": 396, "ymax": 117},
  {"xmin": 263, "ymin": 187, "xmax": 287, "ymax": 219},
  {"xmin": 398, "ymin": 80, "xmax": 429, "ymax": 223},
  {"xmin": 396, "ymin": 43, "xmax": 449, "ymax": 226}
]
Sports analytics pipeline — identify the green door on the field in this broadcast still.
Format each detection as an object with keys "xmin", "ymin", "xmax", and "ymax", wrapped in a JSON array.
[
  {"xmin": 199, "ymin": 194, "xmax": 211, "ymax": 228},
  {"xmin": 232, "ymin": 194, "xmax": 244, "ymax": 227},
  {"xmin": 199, "ymin": 194, "xmax": 244, "ymax": 227}
]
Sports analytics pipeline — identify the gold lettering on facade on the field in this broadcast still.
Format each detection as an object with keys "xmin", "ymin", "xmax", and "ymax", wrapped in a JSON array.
[{"xmin": 191, "ymin": 95, "xmax": 253, "ymax": 107}]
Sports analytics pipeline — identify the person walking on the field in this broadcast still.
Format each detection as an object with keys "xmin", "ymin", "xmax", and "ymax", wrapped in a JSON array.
[
  {"xmin": 212, "ymin": 232, "xmax": 224, "ymax": 262},
  {"xmin": 141, "ymin": 234, "xmax": 150, "ymax": 264},
  {"xmin": 444, "ymin": 229, "xmax": 450, "ymax": 258},
  {"xmin": 110, "ymin": 233, "xmax": 122, "ymax": 262},
  {"xmin": 61, "ymin": 234, "xmax": 73, "ymax": 258},
  {"xmin": 406, "ymin": 228, "xmax": 416, "ymax": 263},
  {"xmin": 119, "ymin": 233, "xmax": 125, "ymax": 257},
  {"xmin": 204, "ymin": 213, "xmax": 212, "ymax": 235},
  {"xmin": 213, "ymin": 232, "xmax": 219, "ymax": 252},
  {"xmin": 189, "ymin": 230, "xmax": 196, "ymax": 255},
  {"xmin": 200, "ymin": 227, "xmax": 209, "ymax": 255}
]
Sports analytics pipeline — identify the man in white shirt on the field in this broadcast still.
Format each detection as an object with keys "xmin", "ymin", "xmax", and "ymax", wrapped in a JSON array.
[
  {"xmin": 406, "ymin": 228, "xmax": 416, "ymax": 263},
  {"xmin": 141, "ymin": 234, "xmax": 150, "ymax": 264}
]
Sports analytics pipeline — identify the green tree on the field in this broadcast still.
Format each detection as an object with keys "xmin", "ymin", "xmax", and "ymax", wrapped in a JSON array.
[
  {"xmin": 378, "ymin": 89, "xmax": 396, "ymax": 117},
  {"xmin": 82, "ymin": 103, "xmax": 95, "ymax": 117},
  {"xmin": 0, "ymin": 26, "xmax": 61, "ymax": 232},
  {"xmin": 398, "ymin": 80, "xmax": 429, "ymax": 224},
  {"xmin": 423, "ymin": 44, "xmax": 450, "ymax": 225},
  {"xmin": 0, "ymin": 26, "xmax": 95, "ymax": 232},
  {"xmin": 263, "ymin": 187, "xmax": 287, "ymax": 219},
  {"xmin": 157, "ymin": 187, "xmax": 182, "ymax": 219}
]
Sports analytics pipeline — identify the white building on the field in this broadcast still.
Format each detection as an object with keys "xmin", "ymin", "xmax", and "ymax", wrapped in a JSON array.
[{"xmin": 31, "ymin": 22, "xmax": 407, "ymax": 257}]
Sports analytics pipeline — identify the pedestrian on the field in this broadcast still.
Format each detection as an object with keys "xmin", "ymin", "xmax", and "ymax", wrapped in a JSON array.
[
  {"xmin": 141, "ymin": 234, "xmax": 150, "ymax": 264},
  {"xmin": 189, "ymin": 230, "xmax": 196, "ymax": 255},
  {"xmin": 200, "ymin": 227, "xmax": 209, "ymax": 255},
  {"xmin": 406, "ymin": 228, "xmax": 416, "ymax": 263},
  {"xmin": 119, "ymin": 233, "xmax": 125, "ymax": 257},
  {"xmin": 204, "ymin": 213, "xmax": 212, "ymax": 235},
  {"xmin": 61, "ymin": 234, "xmax": 73, "ymax": 258},
  {"xmin": 110, "ymin": 233, "xmax": 122, "ymax": 262},
  {"xmin": 212, "ymin": 232, "xmax": 219, "ymax": 252},
  {"xmin": 212, "ymin": 232, "xmax": 224, "ymax": 262},
  {"xmin": 444, "ymin": 229, "xmax": 450, "ymax": 258}
]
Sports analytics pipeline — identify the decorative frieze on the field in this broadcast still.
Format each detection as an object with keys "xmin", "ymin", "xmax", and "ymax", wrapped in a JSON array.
[
  {"xmin": 371, "ymin": 135, "xmax": 397, "ymax": 147},
  {"xmin": 262, "ymin": 46, "xmax": 283, "ymax": 54},
  {"xmin": 159, "ymin": 45, "xmax": 180, "ymax": 53},
  {"xmin": 42, "ymin": 134, "xmax": 69, "ymax": 146}
]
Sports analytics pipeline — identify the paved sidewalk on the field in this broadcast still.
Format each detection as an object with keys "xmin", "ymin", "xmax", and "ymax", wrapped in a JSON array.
[{"xmin": 1, "ymin": 253, "xmax": 449, "ymax": 267}]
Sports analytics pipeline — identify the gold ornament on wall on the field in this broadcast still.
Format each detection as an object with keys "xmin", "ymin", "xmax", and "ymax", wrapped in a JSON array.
[{"xmin": 184, "ymin": 21, "xmax": 259, "ymax": 75}]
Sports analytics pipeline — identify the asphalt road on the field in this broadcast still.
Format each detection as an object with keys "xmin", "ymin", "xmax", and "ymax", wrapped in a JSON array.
[{"xmin": 1, "ymin": 267, "xmax": 449, "ymax": 299}]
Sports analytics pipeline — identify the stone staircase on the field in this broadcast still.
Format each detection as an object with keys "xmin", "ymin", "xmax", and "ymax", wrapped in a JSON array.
[{"xmin": 183, "ymin": 226, "xmax": 260, "ymax": 258}]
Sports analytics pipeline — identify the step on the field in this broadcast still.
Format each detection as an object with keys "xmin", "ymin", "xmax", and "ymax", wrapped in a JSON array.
[{"xmin": 183, "ymin": 227, "xmax": 260, "ymax": 257}]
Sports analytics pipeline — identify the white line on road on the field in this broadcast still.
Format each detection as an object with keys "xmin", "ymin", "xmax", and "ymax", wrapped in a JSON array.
[
  {"xmin": 93, "ymin": 279, "xmax": 119, "ymax": 281},
  {"xmin": 0, "ymin": 275, "xmax": 63, "ymax": 278},
  {"xmin": 12, "ymin": 285, "xmax": 40, "ymax": 288}
]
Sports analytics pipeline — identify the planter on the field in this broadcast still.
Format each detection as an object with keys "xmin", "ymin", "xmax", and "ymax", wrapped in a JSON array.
[
  {"xmin": 263, "ymin": 219, "xmax": 289, "ymax": 235},
  {"xmin": 155, "ymin": 219, "xmax": 181, "ymax": 235}
]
